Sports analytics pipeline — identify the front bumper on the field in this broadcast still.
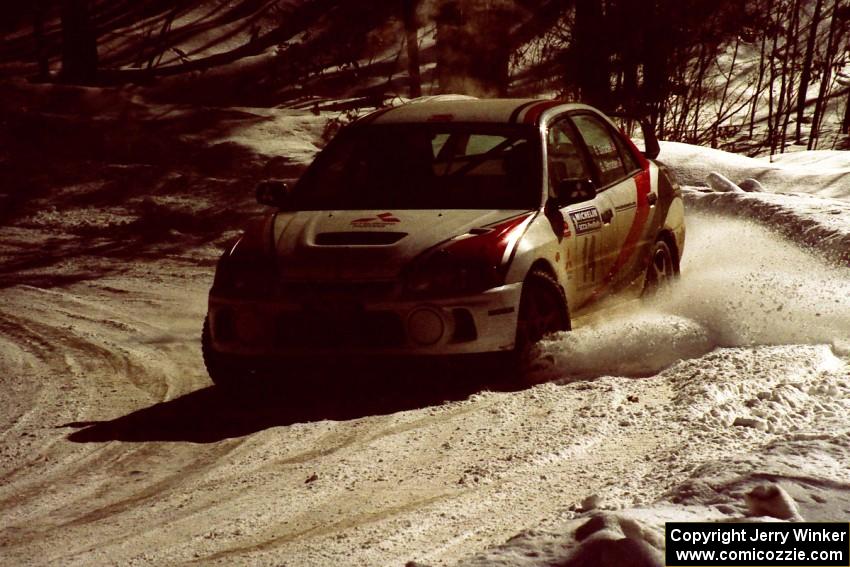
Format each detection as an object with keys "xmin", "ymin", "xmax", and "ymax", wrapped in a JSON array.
[{"xmin": 207, "ymin": 282, "xmax": 523, "ymax": 356}]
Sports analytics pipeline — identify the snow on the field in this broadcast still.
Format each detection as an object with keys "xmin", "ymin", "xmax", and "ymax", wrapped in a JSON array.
[
  {"xmin": 1, "ymin": 85, "xmax": 849, "ymax": 566},
  {"xmin": 658, "ymin": 141, "xmax": 850, "ymax": 265},
  {"xmin": 192, "ymin": 106, "xmax": 328, "ymax": 165},
  {"xmin": 706, "ymin": 171, "xmax": 745, "ymax": 193},
  {"xmin": 448, "ymin": 340, "xmax": 850, "ymax": 566},
  {"xmin": 659, "ymin": 140, "xmax": 850, "ymax": 201}
]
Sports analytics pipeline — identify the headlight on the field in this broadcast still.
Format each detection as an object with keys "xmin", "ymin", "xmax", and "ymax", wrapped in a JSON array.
[
  {"xmin": 211, "ymin": 238, "xmax": 276, "ymax": 298},
  {"xmin": 404, "ymin": 212, "xmax": 534, "ymax": 298},
  {"xmin": 406, "ymin": 252, "xmax": 501, "ymax": 297}
]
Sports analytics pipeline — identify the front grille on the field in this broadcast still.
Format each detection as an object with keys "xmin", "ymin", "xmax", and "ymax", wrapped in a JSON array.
[
  {"xmin": 276, "ymin": 310, "xmax": 404, "ymax": 348},
  {"xmin": 278, "ymin": 280, "xmax": 397, "ymax": 300}
]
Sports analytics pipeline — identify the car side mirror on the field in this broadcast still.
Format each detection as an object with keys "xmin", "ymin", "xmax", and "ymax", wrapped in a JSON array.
[
  {"xmin": 607, "ymin": 112, "xmax": 660, "ymax": 160},
  {"xmin": 256, "ymin": 179, "xmax": 291, "ymax": 208},
  {"xmin": 554, "ymin": 178, "xmax": 596, "ymax": 207}
]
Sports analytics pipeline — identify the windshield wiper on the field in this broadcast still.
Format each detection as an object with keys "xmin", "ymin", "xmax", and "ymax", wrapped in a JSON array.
[{"xmin": 444, "ymin": 137, "xmax": 521, "ymax": 179}]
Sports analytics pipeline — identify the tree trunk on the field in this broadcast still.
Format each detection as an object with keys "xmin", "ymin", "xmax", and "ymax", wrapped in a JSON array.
[
  {"xmin": 809, "ymin": 0, "xmax": 842, "ymax": 149},
  {"xmin": 713, "ymin": 36, "xmax": 740, "ymax": 148},
  {"xmin": 749, "ymin": 0, "xmax": 773, "ymax": 138},
  {"xmin": 843, "ymin": 89, "xmax": 850, "ymax": 134},
  {"xmin": 32, "ymin": 0, "xmax": 50, "ymax": 80},
  {"xmin": 691, "ymin": 44, "xmax": 711, "ymax": 142},
  {"xmin": 643, "ymin": 0, "xmax": 671, "ymax": 128},
  {"xmin": 767, "ymin": 18, "xmax": 779, "ymax": 155},
  {"xmin": 778, "ymin": 0, "xmax": 802, "ymax": 153},
  {"xmin": 574, "ymin": 0, "xmax": 609, "ymax": 108},
  {"xmin": 60, "ymin": 0, "xmax": 98, "ymax": 84},
  {"xmin": 402, "ymin": 0, "xmax": 422, "ymax": 98},
  {"xmin": 795, "ymin": 0, "xmax": 825, "ymax": 142},
  {"xmin": 435, "ymin": 0, "xmax": 513, "ymax": 96},
  {"xmin": 613, "ymin": 0, "xmax": 642, "ymax": 113}
]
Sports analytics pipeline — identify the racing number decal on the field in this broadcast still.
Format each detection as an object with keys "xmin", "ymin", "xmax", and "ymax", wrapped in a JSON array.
[{"xmin": 582, "ymin": 235, "xmax": 597, "ymax": 283}]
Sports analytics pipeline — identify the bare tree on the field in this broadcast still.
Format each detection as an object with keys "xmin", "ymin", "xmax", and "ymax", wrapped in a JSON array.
[
  {"xmin": 809, "ymin": 0, "xmax": 844, "ymax": 148},
  {"xmin": 778, "ymin": 0, "xmax": 802, "ymax": 152},
  {"xmin": 712, "ymin": 35, "xmax": 741, "ymax": 147},
  {"xmin": 573, "ymin": 0, "xmax": 610, "ymax": 108},
  {"xmin": 749, "ymin": 0, "xmax": 773, "ymax": 138},
  {"xmin": 795, "ymin": 0, "xmax": 826, "ymax": 142},
  {"xmin": 402, "ymin": 0, "xmax": 422, "ymax": 98}
]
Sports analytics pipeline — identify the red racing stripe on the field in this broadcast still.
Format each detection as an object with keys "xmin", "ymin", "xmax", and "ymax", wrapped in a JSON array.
[
  {"xmin": 522, "ymin": 101, "xmax": 562, "ymax": 125},
  {"xmin": 587, "ymin": 167, "xmax": 652, "ymax": 302}
]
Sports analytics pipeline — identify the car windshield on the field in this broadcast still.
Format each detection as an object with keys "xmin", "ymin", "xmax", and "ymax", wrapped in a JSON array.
[{"xmin": 292, "ymin": 123, "xmax": 542, "ymax": 210}]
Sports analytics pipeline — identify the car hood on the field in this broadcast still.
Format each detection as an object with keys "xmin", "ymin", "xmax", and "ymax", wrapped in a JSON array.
[{"xmin": 273, "ymin": 209, "xmax": 531, "ymax": 280}]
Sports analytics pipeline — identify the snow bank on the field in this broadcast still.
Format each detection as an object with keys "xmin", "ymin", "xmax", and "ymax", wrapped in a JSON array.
[
  {"xmin": 444, "ymin": 513, "xmax": 666, "ymax": 567},
  {"xmin": 657, "ymin": 141, "xmax": 850, "ymax": 263},
  {"xmin": 659, "ymin": 141, "xmax": 850, "ymax": 200},
  {"xmin": 683, "ymin": 190, "xmax": 850, "ymax": 265},
  {"xmin": 216, "ymin": 107, "xmax": 326, "ymax": 165}
]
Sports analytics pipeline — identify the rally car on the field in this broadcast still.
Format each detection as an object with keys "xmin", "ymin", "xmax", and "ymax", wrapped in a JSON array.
[{"xmin": 202, "ymin": 96, "xmax": 685, "ymax": 387}]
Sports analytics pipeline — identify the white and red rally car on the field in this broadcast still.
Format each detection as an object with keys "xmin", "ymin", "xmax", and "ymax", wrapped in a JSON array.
[{"xmin": 202, "ymin": 96, "xmax": 685, "ymax": 386}]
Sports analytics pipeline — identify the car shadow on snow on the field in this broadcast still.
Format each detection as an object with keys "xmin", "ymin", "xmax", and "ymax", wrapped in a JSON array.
[{"xmin": 64, "ymin": 363, "xmax": 518, "ymax": 444}]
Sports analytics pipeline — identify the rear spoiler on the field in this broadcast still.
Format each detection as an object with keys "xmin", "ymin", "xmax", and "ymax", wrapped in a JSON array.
[{"xmin": 607, "ymin": 112, "xmax": 660, "ymax": 160}]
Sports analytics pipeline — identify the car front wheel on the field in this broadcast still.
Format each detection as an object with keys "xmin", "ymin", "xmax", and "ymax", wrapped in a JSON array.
[{"xmin": 513, "ymin": 269, "xmax": 571, "ymax": 380}]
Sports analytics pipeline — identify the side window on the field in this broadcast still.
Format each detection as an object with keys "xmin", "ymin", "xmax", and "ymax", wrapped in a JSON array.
[
  {"xmin": 546, "ymin": 118, "xmax": 592, "ymax": 192},
  {"xmin": 611, "ymin": 129, "xmax": 642, "ymax": 174},
  {"xmin": 571, "ymin": 114, "xmax": 627, "ymax": 187}
]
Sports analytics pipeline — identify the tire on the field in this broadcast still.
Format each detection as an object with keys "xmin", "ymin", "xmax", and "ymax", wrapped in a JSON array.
[
  {"xmin": 512, "ymin": 270, "xmax": 571, "ymax": 380},
  {"xmin": 201, "ymin": 316, "xmax": 242, "ymax": 389},
  {"xmin": 642, "ymin": 238, "xmax": 678, "ymax": 297}
]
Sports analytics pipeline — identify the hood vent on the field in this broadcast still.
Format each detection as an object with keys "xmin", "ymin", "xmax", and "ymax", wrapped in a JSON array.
[{"xmin": 315, "ymin": 232, "xmax": 407, "ymax": 246}]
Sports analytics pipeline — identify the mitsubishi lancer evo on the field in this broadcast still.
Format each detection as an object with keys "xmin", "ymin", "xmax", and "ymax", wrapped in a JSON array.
[{"xmin": 202, "ymin": 97, "xmax": 685, "ymax": 387}]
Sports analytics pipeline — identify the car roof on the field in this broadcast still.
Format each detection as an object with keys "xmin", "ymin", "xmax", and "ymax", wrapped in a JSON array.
[{"xmin": 365, "ymin": 97, "xmax": 592, "ymax": 126}]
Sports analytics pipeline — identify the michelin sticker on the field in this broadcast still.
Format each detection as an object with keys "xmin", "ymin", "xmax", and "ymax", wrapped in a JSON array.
[{"xmin": 569, "ymin": 207, "xmax": 602, "ymax": 235}]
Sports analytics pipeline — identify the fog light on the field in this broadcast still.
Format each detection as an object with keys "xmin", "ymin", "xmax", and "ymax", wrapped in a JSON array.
[{"xmin": 407, "ymin": 308, "xmax": 445, "ymax": 346}]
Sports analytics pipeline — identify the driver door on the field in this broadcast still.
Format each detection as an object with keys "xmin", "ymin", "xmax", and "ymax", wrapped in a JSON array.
[{"xmin": 546, "ymin": 117, "xmax": 618, "ymax": 310}]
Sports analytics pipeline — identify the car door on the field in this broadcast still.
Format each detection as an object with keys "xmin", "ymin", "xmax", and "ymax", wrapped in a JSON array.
[
  {"xmin": 569, "ymin": 112, "xmax": 646, "ymax": 296},
  {"xmin": 545, "ymin": 116, "xmax": 618, "ymax": 310}
]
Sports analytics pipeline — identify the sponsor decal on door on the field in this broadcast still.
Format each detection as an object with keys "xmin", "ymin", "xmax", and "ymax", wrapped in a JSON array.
[{"xmin": 569, "ymin": 207, "xmax": 602, "ymax": 235}]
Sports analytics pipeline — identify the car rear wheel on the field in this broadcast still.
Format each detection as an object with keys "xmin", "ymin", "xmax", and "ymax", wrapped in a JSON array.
[
  {"xmin": 202, "ymin": 316, "xmax": 243, "ymax": 390},
  {"xmin": 642, "ymin": 238, "xmax": 678, "ymax": 297},
  {"xmin": 513, "ymin": 270, "xmax": 570, "ymax": 380}
]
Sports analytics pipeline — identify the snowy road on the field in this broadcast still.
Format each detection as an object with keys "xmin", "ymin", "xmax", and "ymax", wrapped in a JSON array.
[
  {"xmin": 1, "ymin": 132, "xmax": 850, "ymax": 565},
  {"xmin": 1, "ymin": 208, "xmax": 848, "ymax": 566}
]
